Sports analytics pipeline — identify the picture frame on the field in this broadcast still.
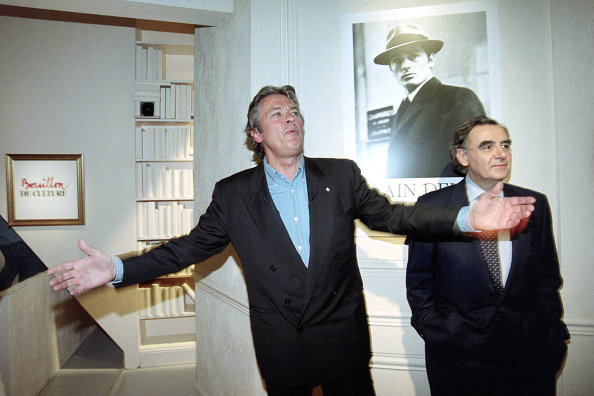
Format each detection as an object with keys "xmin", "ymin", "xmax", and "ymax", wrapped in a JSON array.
[
  {"xmin": 341, "ymin": 0, "xmax": 502, "ymax": 202},
  {"xmin": 5, "ymin": 154, "xmax": 85, "ymax": 226}
]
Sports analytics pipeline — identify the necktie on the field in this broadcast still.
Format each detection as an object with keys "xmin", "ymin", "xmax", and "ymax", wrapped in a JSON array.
[
  {"xmin": 479, "ymin": 231, "xmax": 504, "ymax": 296},
  {"xmin": 395, "ymin": 97, "xmax": 411, "ymax": 123}
]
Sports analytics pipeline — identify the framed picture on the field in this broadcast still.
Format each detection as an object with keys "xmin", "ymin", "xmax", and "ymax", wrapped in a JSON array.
[
  {"xmin": 5, "ymin": 154, "xmax": 85, "ymax": 226},
  {"xmin": 342, "ymin": 1, "xmax": 501, "ymax": 202}
]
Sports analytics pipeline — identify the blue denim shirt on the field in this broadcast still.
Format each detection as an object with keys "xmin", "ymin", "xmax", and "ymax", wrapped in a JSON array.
[{"xmin": 263, "ymin": 155, "xmax": 310, "ymax": 267}]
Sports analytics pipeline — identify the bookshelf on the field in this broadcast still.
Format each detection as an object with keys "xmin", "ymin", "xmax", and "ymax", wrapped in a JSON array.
[
  {"xmin": 133, "ymin": 29, "xmax": 196, "ymax": 367},
  {"xmin": 135, "ymin": 32, "xmax": 195, "ymax": 248}
]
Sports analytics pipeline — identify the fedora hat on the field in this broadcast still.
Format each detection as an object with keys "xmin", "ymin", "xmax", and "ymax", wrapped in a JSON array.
[{"xmin": 373, "ymin": 23, "xmax": 444, "ymax": 65}]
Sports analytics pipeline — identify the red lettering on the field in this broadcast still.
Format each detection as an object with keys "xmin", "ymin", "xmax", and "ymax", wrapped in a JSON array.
[{"xmin": 21, "ymin": 177, "xmax": 69, "ymax": 190}]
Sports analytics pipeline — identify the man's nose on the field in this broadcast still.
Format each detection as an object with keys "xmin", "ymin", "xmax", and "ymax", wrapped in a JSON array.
[{"xmin": 494, "ymin": 146, "xmax": 508, "ymax": 158}]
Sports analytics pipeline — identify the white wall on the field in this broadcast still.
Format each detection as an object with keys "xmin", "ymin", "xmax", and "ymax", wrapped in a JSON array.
[
  {"xmin": 193, "ymin": 0, "xmax": 593, "ymax": 394},
  {"xmin": 549, "ymin": 0, "xmax": 594, "ymax": 393},
  {"xmin": 192, "ymin": 0, "xmax": 265, "ymax": 393},
  {"xmin": 0, "ymin": 16, "xmax": 138, "ymax": 268}
]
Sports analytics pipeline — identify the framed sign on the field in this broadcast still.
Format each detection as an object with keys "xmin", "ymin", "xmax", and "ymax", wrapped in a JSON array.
[{"xmin": 6, "ymin": 154, "xmax": 85, "ymax": 226}]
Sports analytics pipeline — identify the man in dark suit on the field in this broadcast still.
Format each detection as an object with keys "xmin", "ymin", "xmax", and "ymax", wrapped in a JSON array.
[
  {"xmin": 374, "ymin": 23, "xmax": 486, "ymax": 178},
  {"xmin": 0, "ymin": 214, "xmax": 46, "ymax": 291},
  {"xmin": 48, "ymin": 87, "xmax": 535, "ymax": 395},
  {"xmin": 406, "ymin": 116, "xmax": 569, "ymax": 395}
]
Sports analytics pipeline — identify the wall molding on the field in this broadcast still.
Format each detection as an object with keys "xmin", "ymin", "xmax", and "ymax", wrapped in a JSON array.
[
  {"xmin": 194, "ymin": 277, "xmax": 249, "ymax": 316},
  {"xmin": 371, "ymin": 354, "xmax": 427, "ymax": 372},
  {"xmin": 564, "ymin": 320, "xmax": 594, "ymax": 337},
  {"xmin": 280, "ymin": 0, "xmax": 298, "ymax": 86}
]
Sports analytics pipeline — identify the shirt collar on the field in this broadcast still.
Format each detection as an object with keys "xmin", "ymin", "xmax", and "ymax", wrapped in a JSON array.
[
  {"xmin": 263, "ymin": 155, "xmax": 305, "ymax": 182},
  {"xmin": 407, "ymin": 76, "xmax": 432, "ymax": 102},
  {"xmin": 465, "ymin": 175, "xmax": 504, "ymax": 203}
]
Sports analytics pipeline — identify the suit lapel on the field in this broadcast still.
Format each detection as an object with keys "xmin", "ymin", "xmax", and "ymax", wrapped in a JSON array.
[
  {"xmin": 301, "ymin": 158, "xmax": 335, "ymax": 310},
  {"xmin": 242, "ymin": 163, "xmax": 307, "ymax": 281},
  {"xmin": 504, "ymin": 185, "xmax": 531, "ymax": 286},
  {"xmin": 393, "ymin": 77, "xmax": 442, "ymax": 138}
]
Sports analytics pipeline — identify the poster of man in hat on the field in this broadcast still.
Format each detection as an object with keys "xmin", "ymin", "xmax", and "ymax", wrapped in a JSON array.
[{"xmin": 342, "ymin": 2, "xmax": 502, "ymax": 195}]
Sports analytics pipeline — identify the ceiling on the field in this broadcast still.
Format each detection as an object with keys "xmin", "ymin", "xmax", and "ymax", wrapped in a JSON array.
[{"xmin": 0, "ymin": 0, "xmax": 233, "ymax": 32}]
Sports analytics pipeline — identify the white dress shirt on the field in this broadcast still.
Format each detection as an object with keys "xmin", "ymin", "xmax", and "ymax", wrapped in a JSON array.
[{"xmin": 466, "ymin": 176, "xmax": 512, "ymax": 286}]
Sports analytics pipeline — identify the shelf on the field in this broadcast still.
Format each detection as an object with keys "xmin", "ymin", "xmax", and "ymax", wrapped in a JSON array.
[
  {"xmin": 137, "ymin": 237, "xmax": 185, "ymax": 242},
  {"xmin": 136, "ymin": 197, "xmax": 194, "ymax": 202},
  {"xmin": 135, "ymin": 158, "xmax": 193, "ymax": 162},
  {"xmin": 140, "ymin": 312, "xmax": 196, "ymax": 320},
  {"xmin": 135, "ymin": 118, "xmax": 193, "ymax": 123},
  {"xmin": 157, "ymin": 275, "xmax": 194, "ymax": 280},
  {"xmin": 140, "ymin": 315, "xmax": 195, "ymax": 346},
  {"xmin": 135, "ymin": 79, "xmax": 194, "ymax": 85},
  {"xmin": 135, "ymin": 44, "xmax": 193, "ymax": 81},
  {"xmin": 141, "ymin": 268, "xmax": 195, "ymax": 281},
  {"xmin": 134, "ymin": 82, "xmax": 193, "ymax": 120},
  {"xmin": 136, "ymin": 41, "xmax": 194, "ymax": 56}
]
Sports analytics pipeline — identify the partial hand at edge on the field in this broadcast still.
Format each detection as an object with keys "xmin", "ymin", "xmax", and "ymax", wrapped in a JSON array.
[
  {"xmin": 46, "ymin": 239, "xmax": 116, "ymax": 296},
  {"xmin": 469, "ymin": 181, "xmax": 535, "ymax": 231}
]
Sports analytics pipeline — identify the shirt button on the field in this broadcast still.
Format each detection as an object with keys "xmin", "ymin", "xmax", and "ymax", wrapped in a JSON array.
[{"xmin": 294, "ymin": 217, "xmax": 298, "ymax": 222}]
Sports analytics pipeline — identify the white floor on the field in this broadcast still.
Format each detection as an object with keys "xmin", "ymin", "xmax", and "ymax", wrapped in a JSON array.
[{"xmin": 38, "ymin": 327, "xmax": 198, "ymax": 396}]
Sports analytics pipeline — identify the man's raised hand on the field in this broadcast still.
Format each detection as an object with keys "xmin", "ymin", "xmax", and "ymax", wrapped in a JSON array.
[{"xmin": 470, "ymin": 181, "xmax": 535, "ymax": 231}]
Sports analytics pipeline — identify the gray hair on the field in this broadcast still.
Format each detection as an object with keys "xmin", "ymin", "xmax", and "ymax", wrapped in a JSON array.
[
  {"xmin": 244, "ymin": 85, "xmax": 303, "ymax": 160},
  {"xmin": 450, "ymin": 116, "xmax": 509, "ymax": 174}
]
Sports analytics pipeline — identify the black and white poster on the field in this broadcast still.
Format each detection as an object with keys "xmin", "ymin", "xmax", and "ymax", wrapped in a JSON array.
[{"xmin": 342, "ymin": 1, "xmax": 501, "ymax": 202}]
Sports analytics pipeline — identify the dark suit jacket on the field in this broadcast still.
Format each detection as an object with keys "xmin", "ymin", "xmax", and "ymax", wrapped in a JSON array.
[
  {"xmin": 386, "ymin": 77, "xmax": 486, "ymax": 178},
  {"xmin": 406, "ymin": 180, "xmax": 569, "ymax": 373},
  {"xmin": 118, "ymin": 157, "xmax": 461, "ymax": 387}
]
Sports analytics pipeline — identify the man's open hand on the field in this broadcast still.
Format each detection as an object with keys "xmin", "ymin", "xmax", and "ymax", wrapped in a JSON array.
[
  {"xmin": 47, "ymin": 239, "xmax": 116, "ymax": 296},
  {"xmin": 470, "ymin": 181, "xmax": 535, "ymax": 231}
]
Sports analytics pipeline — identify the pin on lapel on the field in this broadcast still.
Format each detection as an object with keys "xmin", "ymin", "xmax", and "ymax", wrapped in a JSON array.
[{"xmin": 326, "ymin": 187, "xmax": 330, "ymax": 192}]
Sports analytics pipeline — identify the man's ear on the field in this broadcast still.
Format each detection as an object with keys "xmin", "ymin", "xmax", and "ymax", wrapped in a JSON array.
[
  {"xmin": 428, "ymin": 53, "xmax": 436, "ymax": 69},
  {"xmin": 456, "ymin": 149, "xmax": 469, "ymax": 167},
  {"xmin": 250, "ymin": 128, "xmax": 262, "ymax": 143}
]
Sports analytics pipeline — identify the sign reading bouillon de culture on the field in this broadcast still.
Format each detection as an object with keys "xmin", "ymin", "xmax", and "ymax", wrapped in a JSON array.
[
  {"xmin": 20, "ymin": 176, "xmax": 70, "ymax": 197},
  {"xmin": 6, "ymin": 154, "xmax": 85, "ymax": 226}
]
